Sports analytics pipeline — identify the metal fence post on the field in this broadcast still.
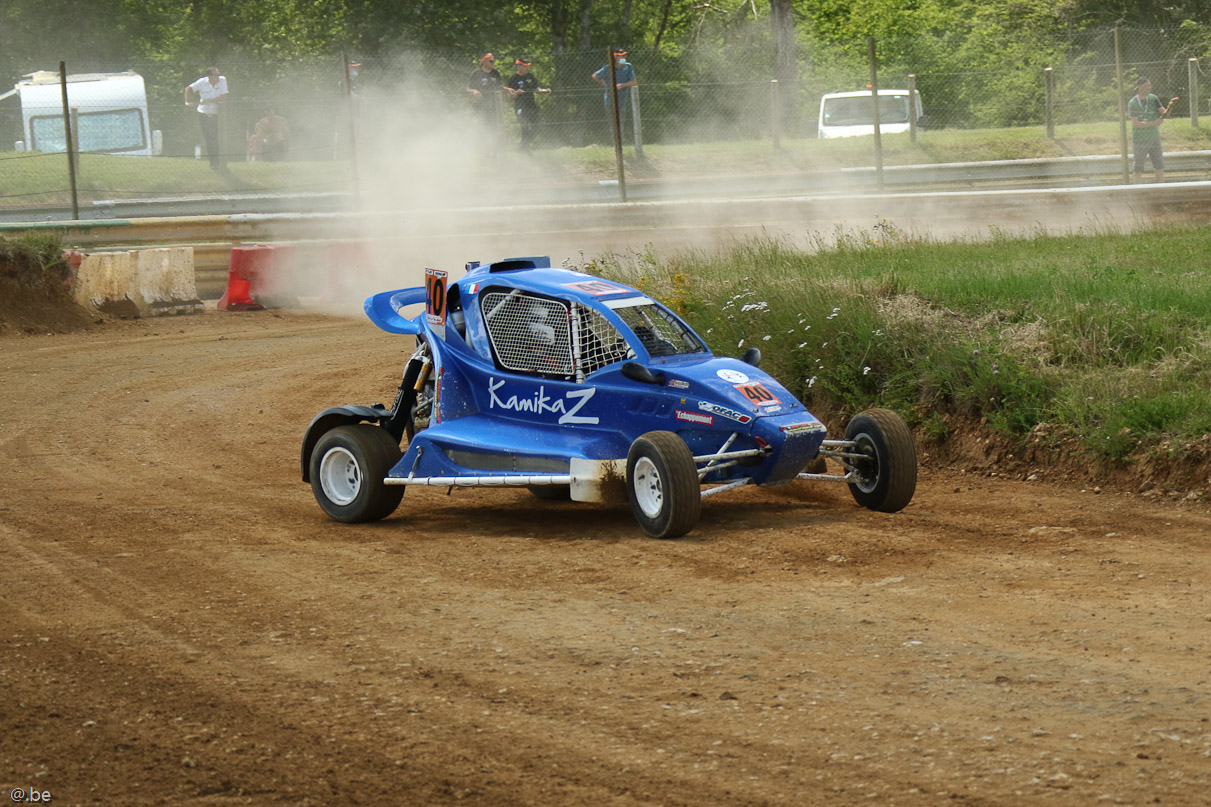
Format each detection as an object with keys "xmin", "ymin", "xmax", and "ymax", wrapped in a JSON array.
[
  {"xmin": 630, "ymin": 86, "xmax": 644, "ymax": 159},
  {"xmin": 58, "ymin": 61, "xmax": 79, "ymax": 220},
  {"xmin": 1114, "ymin": 27, "xmax": 1129, "ymax": 184},
  {"xmin": 907, "ymin": 74, "xmax": 917, "ymax": 143},
  {"xmin": 1044, "ymin": 67, "xmax": 1055, "ymax": 139},
  {"xmin": 770, "ymin": 80, "xmax": 782, "ymax": 149},
  {"xmin": 868, "ymin": 37, "xmax": 884, "ymax": 191},
  {"xmin": 1189, "ymin": 58, "xmax": 1200, "ymax": 128},
  {"xmin": 608, "ymin": 47, "xmax": 627, "ymax": 202}
]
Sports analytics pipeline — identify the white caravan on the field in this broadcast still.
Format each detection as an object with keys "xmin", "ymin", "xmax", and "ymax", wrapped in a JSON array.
[{"xmin": 1, "ymin": 70, "xmax": 162, "ymax": 155}]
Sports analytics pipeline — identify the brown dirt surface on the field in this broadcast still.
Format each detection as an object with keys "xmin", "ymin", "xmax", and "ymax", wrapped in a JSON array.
[
  {"xmin": 2, "ymin": 309, "xmax": 1210, "ymax": 807},
  {"xmin": 0, "ymin": 266, "xmax": 96, "ymax": 336}
]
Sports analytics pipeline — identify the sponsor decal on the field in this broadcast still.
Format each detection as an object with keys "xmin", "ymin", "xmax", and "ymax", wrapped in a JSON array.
[
  {"xmin": 487, "ymin": 377, "xmax": 599, "ymax": 424},
  {"xmin": 764, "ymin": 405, "xmax": 783, "ymax": 413},
  {"xmin": 667, "ymin": 378, "xmax": 690, "ymax": 389},
  {"xmin": 675, "ymin": 409, "xmax": 714, "ymax": 426},
  {"xmin": 716, "ymin": 368, "xmax": 749, "ymax": 384},
  {"xmin": 735, "ymin": 382, "xmax": 781, "ymax": 407},
  {"xmin": 563, "ymin": 280, "xmax": 627, "ymax": 295},
  {"xmin": 698, "ymin": 400, "xmax": 752, "ymax": 424},
  {"xmin": 780, "ymin": 421, "xmax": 827, "ymax": 435}
]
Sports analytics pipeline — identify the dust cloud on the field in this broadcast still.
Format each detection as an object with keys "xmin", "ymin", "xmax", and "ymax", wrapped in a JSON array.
[{"xmin": 278, "ymin": 54, "xmax": 1173, "ymax": 315}]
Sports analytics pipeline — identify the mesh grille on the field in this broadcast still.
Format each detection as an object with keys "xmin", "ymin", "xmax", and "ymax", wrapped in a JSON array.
[
  {"xmin": 574, "ymin": 304, "xmax": 633, "ymax": 377},
  {"xmin": 481, "ymin": 291, "xmax": 574, "ymax": 377}
]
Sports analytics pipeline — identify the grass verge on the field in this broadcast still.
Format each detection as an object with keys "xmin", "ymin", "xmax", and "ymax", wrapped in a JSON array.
[{"xmin": 588, "ymin": 222, "xmax": 1211, "ymax": 472}]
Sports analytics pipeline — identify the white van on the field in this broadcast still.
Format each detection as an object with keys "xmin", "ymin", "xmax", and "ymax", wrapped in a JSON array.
[
  {"xmin": 818, "ymin": 88, "xmax": 923, "ymax": 139},
  {"xmin": 1, "ymin": 70, "xmax": 161, "ymax": 156}
]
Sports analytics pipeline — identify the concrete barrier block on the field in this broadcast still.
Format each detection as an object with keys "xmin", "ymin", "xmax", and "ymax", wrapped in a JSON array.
[
  {"xmin": 74, "ymin": 248, "xmax": 203, "ymax": 318},
  {"xmin": 75, "ymin": 251, "xmax": 141, "ymax": 318},
  {"xmin": 136, "ymin": 247, "xmax": 203, "ymax": 316}
]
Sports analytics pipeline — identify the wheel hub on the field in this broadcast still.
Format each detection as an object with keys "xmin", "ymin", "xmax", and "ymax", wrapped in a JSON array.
[
  {"xmin": 632, "ymin": 456, "xmax": 664, "ymax": 518},
  {"xmin": 319, "ymin": 446, "xmax": 361, "ymax": 505}
]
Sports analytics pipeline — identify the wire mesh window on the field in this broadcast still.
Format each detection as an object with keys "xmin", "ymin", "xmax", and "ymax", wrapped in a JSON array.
[
  {"xmin": 480, "ymin": 290, "xmax": 575, "ymax": 378},
  {"xmin": 609, "ymin": 301, "xmax": 706, "ymax": 358},
  {"xmin": 574, "ymin": 304, "xmax": 634, "ymax": 377}
]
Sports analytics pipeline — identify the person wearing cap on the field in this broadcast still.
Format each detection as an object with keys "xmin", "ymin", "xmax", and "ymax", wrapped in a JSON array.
[
  {"xmin": 468, "ymin": 52, "xmax": 505, "ymax": 128},
  {"xmin": 1128, "ymin": 77, "xmax": 1179, "ymax": 182},
  {"xmin": 505, "ymin": 56, "xmax": 551, "ymax": 152},
  {"xmin": 592, "ymin": 50, "xmax": 637, "ymax": 142}
]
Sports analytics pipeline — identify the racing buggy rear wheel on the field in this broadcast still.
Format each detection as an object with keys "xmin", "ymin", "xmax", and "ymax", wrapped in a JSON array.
[
  {"xmin": 843, "ymin": 408, "xmax": 917, "ymax": 513},
  {"xmin": 310, "ymin": 424, "xmax": 405, "ymax": 523},
  {"xmin": 627, "ymin": 431, "xmax": 701, "ymax": 539}
]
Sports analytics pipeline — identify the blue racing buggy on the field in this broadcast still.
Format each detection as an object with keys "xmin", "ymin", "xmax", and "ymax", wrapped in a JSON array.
[{"xmin": 301, "ymin": 257, "xmax": 916, "ymax": 538}]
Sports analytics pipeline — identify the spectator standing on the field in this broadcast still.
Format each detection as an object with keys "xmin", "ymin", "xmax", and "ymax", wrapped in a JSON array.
[
  {"xmin": 1128, "ymin": 77, "xmax": 1179, "ymax": 182},
  {"xmin": 505, "ymin": 57, "xmax": 551, "ymax": 152},
  {"xmin": 185, "ymin": 67, "xmax": 229, "ymax": 170},
  {"xmin": 592, "ymin": 50, "xmax": 637, "ymax": 140},
  {"xmin": 467, "ymin": 53, "xmax": 504, "ymax": 127}
]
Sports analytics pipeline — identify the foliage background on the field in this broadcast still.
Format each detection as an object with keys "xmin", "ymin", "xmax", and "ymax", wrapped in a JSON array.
[{"xmin": 5, "ymin": 2, "xmax": 1211, "ymax": 159}]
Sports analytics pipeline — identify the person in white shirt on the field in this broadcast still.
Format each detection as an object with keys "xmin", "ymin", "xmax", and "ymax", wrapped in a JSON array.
[{"xmin": 185, "ymin": 67, "xmax": 229, "ymax": 170}]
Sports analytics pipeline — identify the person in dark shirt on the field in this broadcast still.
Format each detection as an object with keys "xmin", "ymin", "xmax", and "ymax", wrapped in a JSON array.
[
  {"xmin": 467, "ymin": 53, "xmax": 504, "ymax": 125},
  {"xmin": 504, "ymin": 56, "xmax": 551, "ymax": 152}
]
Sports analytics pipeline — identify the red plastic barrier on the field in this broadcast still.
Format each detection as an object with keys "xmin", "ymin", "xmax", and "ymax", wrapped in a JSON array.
[
  {"xmin": 218, "ymin": 246, "xmax": 267, "ymax": 311},
  {"xmin": 217, "ymin": 244, "xmax": 298, "ymax": 311},
  {"xmin": 250, "ymin": 243, "xmax": 297, "ymax": 308}
]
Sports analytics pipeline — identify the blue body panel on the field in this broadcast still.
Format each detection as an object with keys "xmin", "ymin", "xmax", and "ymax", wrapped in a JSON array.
[{"xmin": 366, "ymin": 258, "xmax": 826, "ymax": 486}]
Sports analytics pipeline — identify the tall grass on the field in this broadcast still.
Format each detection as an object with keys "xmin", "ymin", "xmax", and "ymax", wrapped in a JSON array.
[{"xmin": 593, "ymin": 222, "xmax": 1211, "ymax": 462}]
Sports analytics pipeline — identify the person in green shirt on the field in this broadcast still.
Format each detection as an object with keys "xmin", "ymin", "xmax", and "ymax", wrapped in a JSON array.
[{"xmin": 1127, "ymin": 77, "xmax": 1179, "ymax": 183}]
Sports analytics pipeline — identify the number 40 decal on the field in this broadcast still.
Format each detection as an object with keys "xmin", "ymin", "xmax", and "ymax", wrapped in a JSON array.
[
  {"xmin": 736, "ymin": 382, "xmax": 781, "ymax": 407},
  {"xmin": 425, "ymin": 268, "xmax": 448, "ymax": 325}
]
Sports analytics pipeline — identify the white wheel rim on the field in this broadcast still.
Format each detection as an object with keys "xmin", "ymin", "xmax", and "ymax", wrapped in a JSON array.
[
  {"xmin": 633, "ymin": 456, "xmax": 664, "ymax": 518},
  {"xmin": 319, "ymin": 446, "xmax": 361, "ymax": 506}
]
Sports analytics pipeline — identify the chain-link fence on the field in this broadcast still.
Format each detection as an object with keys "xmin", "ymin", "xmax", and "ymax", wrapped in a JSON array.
[{"xmin": 2, "ymin": 26, "xmax": 1209, "ymax": 212}]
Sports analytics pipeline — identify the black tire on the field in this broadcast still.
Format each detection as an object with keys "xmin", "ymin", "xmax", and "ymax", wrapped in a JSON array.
[
  {"xmin": 626, "ymin": 431, "xmax": 701, "ymax": 539},
  {"xmin": 844, "ymin": 408, "xmax": 917, "ymax": 513},
  {"xmin": 528, "ymin": 485, "xmax": 571, "ymax": 501},
  {"xmin": 309, "ymin": 424, "xmax": 404, "ymax": 523}
]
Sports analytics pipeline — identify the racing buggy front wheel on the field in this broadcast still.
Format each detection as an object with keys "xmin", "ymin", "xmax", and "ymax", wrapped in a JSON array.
[
  {"xmin": 843, "ymin": 408, "xmax": 917, "ymax": 513},
  {"xmin": 627, "ymin": 431, "xmax": 701, "ymax": 539},
  {"xmin": 310, "ymin": 424, "xmax": 405, "ymax": 523}
]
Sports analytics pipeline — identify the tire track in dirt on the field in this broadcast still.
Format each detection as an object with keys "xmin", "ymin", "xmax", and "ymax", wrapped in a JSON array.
[{"xmin": 3, "ymin": 311, "xmax": 1211, "ymax": 806}]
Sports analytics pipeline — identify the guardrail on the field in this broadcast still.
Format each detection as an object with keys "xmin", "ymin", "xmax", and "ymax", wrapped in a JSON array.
[
  {"xmin": 841, "ymin": 150, "xmax": 1211, "ymax": 188},
  {"xmin": 4, "ymin": 151, "xmax": 1211, "ymax": 223},
  {"xmin": 5, "ymin": 181, "xmax": 1211, "ymax": 299}
]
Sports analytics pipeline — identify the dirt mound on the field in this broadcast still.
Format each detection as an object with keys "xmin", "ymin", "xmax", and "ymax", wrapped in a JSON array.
[
  {"xmin": 0, "ymin": 279, "xmax": 98, "ymax": 334},
  {"xmin": 925, "ymin": 416, "xmax": 1210, "ymax": 502},
  {"xmin": 0, "ymin": 244, "xmax": 97, "ymax": 334}
]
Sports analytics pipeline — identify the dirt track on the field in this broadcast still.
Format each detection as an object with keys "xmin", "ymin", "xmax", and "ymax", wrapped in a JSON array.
[{"xmin": 2, "ymin": 309, "xmax": 1210, "ymax": 807}]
